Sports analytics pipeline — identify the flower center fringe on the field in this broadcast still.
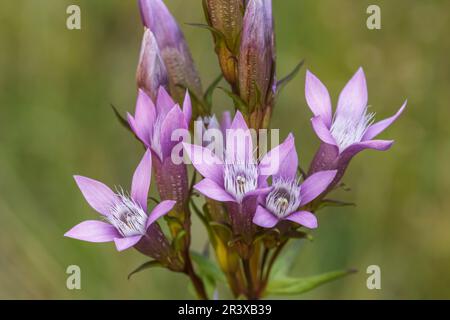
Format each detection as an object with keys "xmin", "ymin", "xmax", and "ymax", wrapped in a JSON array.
[
  {"xmin": 266, "ymin": 178, "xmax": 301, "ymax": 218},
  {"xmin": 106, "ymin": 192, "xmax": 148, "ymax": 237},
  {"xmin": 223, "ymin": 162, "xmax": 258, "ymax": 202}
]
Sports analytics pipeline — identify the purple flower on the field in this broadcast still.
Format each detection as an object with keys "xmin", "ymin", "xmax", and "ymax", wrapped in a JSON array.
[
  {"xmin": 184, "ymin": 111, "xmax": 294, "ymax": 204},
  {"xmin": 127, "ymin": 87, "xmax": 191, "ymax": 210},
  {"xmin": 138, "ymin": 0, "xmax": 203, "ymax": 106},
  {"xmin": 306, "ymin": 67, "xmax": 407, "ymax": 185},
  {"xmin": 136, "ymin": 28, "xmax": 169, "ymax": 101},
  {"xmin": 253, "ymin": 144, "xmax": 337, "ymax": 229},
  {"xmin": 65, "ymin": 149, "xmax": 176, "ymax": 255}
]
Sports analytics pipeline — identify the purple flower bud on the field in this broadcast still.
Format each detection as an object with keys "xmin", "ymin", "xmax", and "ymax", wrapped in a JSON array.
[
  {"xmin": 136, "ymin": 28, "xmax": 169, "ymax": 101},
  {"xmin": 139, "ymin": 0, "xmax": 203, "ymax": 111},
  {"xmin": 238, "ymin": 0, "xmax": 275, "ymax": 118}
]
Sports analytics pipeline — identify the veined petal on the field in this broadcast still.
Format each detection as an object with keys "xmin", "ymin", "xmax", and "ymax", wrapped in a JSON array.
[
  {"xmin": 114, "ymin": 235, "xmax": 142, "ymax": 252},
  {"xmin": 131, "ymin": 149, "xmax": 152, "ymax": 211},
  {"xmin": 336, "ymin": 67, "xmax": 368, "ymax": 119},
  {"xmin": 194, "ymin": 179, "xmax": 236, "ymax": 202},
  {"xmin": 259, "ymin": 133, "xmax": 295, "ymax": 177},
  {"xmin": 183, "ymin": 143, "xmax": 224, "ymax": 185},
  {"xmin": 253, "ymin": 205, "xmax": 279, "ymax": 228},
  {"xmin": 135, "ymin": 89, "xmax": 156, "ymax": 135},
  {"xmin": 305, "ymin": 70, "xmax": 333, "ymax": 127},
  {"xmin": 127, "ymin": 113, "xmax": 150, "ymax": 147},
  {"xmin": 146, "ymin": 200, "xmax": 176, "ymax": 228},
  {"xmin": 64, "ymin": 220, "xmax": 119, "ymax": 243},
  {"xmin": 285, "ymin": 211, "xmax": 318, "ymax": 229},
  {"xmin": 363, "ymin": 100, "xmax": 407, "ymax": 141},
  {"xmin": 311, "ymin": 116, "xmax": 337, "ymax": 146},
  {"xmin": 182, "ymin": 90, "xmax": 192, "ymax": 125},
  {"xmin": 299, "ymin": 170, "xmax": 337, "ymax": 206},
  {"xmin": 74, "ymin": 176, "xmax": 117, "ymax": 216},
  {"xmin": 226, "ymin": 111, "xmax": 254, "ymax": 163},
  {"xmin": 230, "ymin": 110, "xmax": 249, "ymax": 131}
]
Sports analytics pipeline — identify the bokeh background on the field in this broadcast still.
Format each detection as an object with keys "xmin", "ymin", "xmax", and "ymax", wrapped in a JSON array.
[{"xmin": 1, "ymin": 0, "xmax": 449, "ymax": 299}]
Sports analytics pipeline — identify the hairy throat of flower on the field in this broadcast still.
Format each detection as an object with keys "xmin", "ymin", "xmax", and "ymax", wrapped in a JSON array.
[
  {"xmin": 106, "ymin": 193, "xmax": 148, "ymax": 237},
  {"xmin": 266, "ymin": 178, "xmax": 301, "ymax": 218},
  {"xmin": 223, "ymin": 162, "xmax": 258, "ymax": 203},
  {"xmin": 330, "ymin": 106, "xmax": 375, "ymax": 153}
]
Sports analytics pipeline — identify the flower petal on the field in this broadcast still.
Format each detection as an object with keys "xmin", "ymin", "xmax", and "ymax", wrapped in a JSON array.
[
  {"xmin": 243, "ymin": 187, "xmax": 272, "ymax": 201},
  {"xmin": 160, "ymin": 105, "xmax": 188, "ymax": 159},
  {"xmin": 194, "ymin": 178, "xmax": 236, "ymax": 202},
  {"xmin": 127, "ymin": 113, "xmax": 150, "ymax": 147},
  {"xmin": 305, "ymin": 70, "xmax": 333, "ymax": 127},
  {"xmin": 114, "ymin": 235, "xmax": 142, "ymax": 252},
  {"xmin": 146, "ymin": 200, "xmax": 176, "ymax": 228},
  {"xmin": 64, "ymin": 220, "xmax": 119, "ymax": 243},
  {"xmin": 226, "ymin": 111, "xmax": 253, "ymax": 163},
  {"xmin": 73, "ymin": 176, "xmax": 116, "ymax": 216},
  {"xmin": 182, "ymin": 90, "xmax": 192, "ymax": 125},
  {"xmin": 300, "ymin": 170, "xmax": 337, "ymax": 206},
  {"xmin": 253, "ymin": 206, "xmax": 279, "ymax": 228},
  {"xmin": 336, "ymin": 67, "xmax": 368, "ymax": 119},
  {"xmin": 131, "ymin": 149, "xmax": 152, "ymax": 211},
  {"xmin": 363, "ymin": 100, "xmax": 407, "ymax": 141},
  {"xmin": 259, "ymin": 133, "xmax": 295, "ymax": 177},
  {"xmin": 156, "ymin": 86, "xmax": 175, "ymax": 117},
  {"xmin": 311, "ymin": 116, "xmax": 337, "ymax": 146},
  {"xmin": 285, "ymin": 211, "xmax": 318, "ymax": 229},
  {"xmin": 340, "ymin": 140, "xmax": 394, "ymax": 162},
  {"xmin": 183, "ymin": 143, "xmax": 224, "ymax": 185}
]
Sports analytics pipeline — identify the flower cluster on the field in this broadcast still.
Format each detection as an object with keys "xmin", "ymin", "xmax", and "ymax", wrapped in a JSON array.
[{"xmin": 65, "ymin": 0, "xmax": 406, "ymax": 300}]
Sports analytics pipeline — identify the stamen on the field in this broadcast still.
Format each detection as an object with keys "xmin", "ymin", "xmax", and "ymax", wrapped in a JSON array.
[
  {"xmin": 106, "ymin": 191, "xmax": 148, "ymax": 237},
  {"xmin": 223, "ymin": 162, "xmax": 258, "ymax": 202},
  {"xmin": 266, "ymin": 178, "xmax": 301, "ymax": 218},
  {"xmin": 330, "ymin": 106, "xmax": 375, "ymax": 152}
]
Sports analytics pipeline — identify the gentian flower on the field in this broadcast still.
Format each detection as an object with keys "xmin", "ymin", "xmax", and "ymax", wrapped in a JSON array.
[
  {"xmin": 127, "ymin": 87, "xmax": 192, "ymax": 212},
  {"xmin": 138, "ymin": 0, "xmax": 203, "ymax": 111},
  {"xmin": 136, "ymin": 28, "xmax": 169, "ymax": 101},
  {"xmin": 306, "ymin": 67, "xmax": 407, "ymax": 186},
  {"xmin": 65, "ymin": 150, "xmax": 177, "ymax": 262},
  {"xmin": 253, "ymin": 144, "xmax": 337, "ymax": 229},
  {"xmin": 183, "ymin": 111, "xmax": 294, "ymax": 241}
]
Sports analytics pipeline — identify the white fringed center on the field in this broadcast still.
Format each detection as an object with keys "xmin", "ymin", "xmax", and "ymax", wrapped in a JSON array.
[
  {"xmin": 265, "ymin": 178, "xmax": 301, "ymax": 218},
  {"xmin": 223, "ymin": 162, "xmax": 258, "ymax": 203}
]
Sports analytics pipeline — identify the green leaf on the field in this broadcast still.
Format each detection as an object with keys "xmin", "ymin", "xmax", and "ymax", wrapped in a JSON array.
[
  {"xmin": 204, "ymin": 74, "xmax": 224, "ymax": 108},
  {"xmin": 317, "ymin": 199, "xmax": 356, "ymax": 210},
  {"xmin": 190, "ymin": 251, "xmax": 226, "ymax": 298},
  {"xmin": 111, "ymin": 104, "xmax": 132, "ymax": 133},
  {"xmin": 276, "ymin": 59, "xmax": 305, "ymax": 95},
  {"xmin": 218, "ymin": 87, "xmax": 248, "ymax": 115},
  {"xmin": 270, "ymin": 240, "xmax": 303, "ymax": 279},
  {"xmin": 127, "ymin": 260, "xmax": 162, "ymax": 280},
  {"xmin": 173, "ymin": 230, "xmax": 187, "ymax": 251},
  {"xmin": 266, "ymin": 269, "xmax": 356, "ymax": 296}
]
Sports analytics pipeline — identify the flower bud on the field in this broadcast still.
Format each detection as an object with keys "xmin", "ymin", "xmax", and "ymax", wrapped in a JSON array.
[
  {"xmin": 203, "ymin": 0, "xmax": 245, "ymax": 86},
  {"xmin": 136, "ymin": 28, "xmax": 169, "ymax": 101},
  {"xmin": 139, "ymin": 0, "xmax": 204, "ymax": 115},
  {"xmin": 238, "ymin": 0, "xmax": 276, "ymax": 129}
]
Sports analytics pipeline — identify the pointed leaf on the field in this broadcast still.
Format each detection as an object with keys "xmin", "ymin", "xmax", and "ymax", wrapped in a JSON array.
[
  {"xmin": 218, "ymin": 87, "xmax": 248, "ymax": 115},
  {"xmin": 128, "ymin": 260, "xmax": 162, "ymax": 280},
  {"xmin": 317, "ymin": 199, "xmax": 356, "ymax": 210},
  {"xmin": 111, "ymin": 104, "xmax": 132, "ymax": 132},
  {"xmin": 266, "ymin": 269, "xmax": 356, "ymax": 296},
  {"xmin": 204, "ymin": 74, "xmax": 224, "ymax": 108},
  {"xmin": 276, "ymin": 59, "xmax": 305, "ymax": 95}
]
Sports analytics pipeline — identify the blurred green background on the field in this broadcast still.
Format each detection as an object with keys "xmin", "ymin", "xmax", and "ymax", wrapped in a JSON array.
[{"xmin": 0, "ymin": 0, "xmax": 449, "ymax": 299}]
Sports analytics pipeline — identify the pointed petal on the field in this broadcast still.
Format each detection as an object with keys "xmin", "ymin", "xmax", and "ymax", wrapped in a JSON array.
[
  {"xmin": 73, "ymin": 176, "xmax": 116, "ymax": 216},
  {"xmin": 340, "ymin": 140, "xmax": 394, "ymax": 161},
  {"xmin": 135, "ymin": 88, "xmax": 156, "ymax": 136},
  {"xmin": 194, "ymin": 179, "xmax": 236, "ymax": 202},
  {"xmin": 131, "ymin": 149, "xmax": 152, "ymax": 211},
  {"xmin": 146, "ymin": 200, "xmax": 176, "ymax": 228},
  {"xmin": 225, "ymin": 111, "xmax": 254, "ymax": 163},
  {"xmin": 311, "ymin": 116, "xmax": 337, "ymax": 146},
  {"xmin": 160, "ymin": 105, "xmax": 188, "ymax": 159},
  {"xmin": 259, "ymin": 133, "xmax": 295, "ymax": 177},
  {"xmin": 183, "ymin": 143, "xmax": 224, "ymax": 185},
  {"xmin": 274, "ymin": 146, "xmax": 299, "ymax": 180},
  {"xmin": 336, "ymin": 67, "xmax": 368, "ymax": 119},
  {"xmin": 64, "ymin": 220, "xmax": 119, "ymax": 243},
  {"xmin": 244, "ymin": 187, "xmax": 272, "ymax": 201},
  {"xmin": 285, "ymin": 211, "xmax": 318, "ymax": 229},
  {"xmin": 230, "ymin": 111, "xmax": 249, "ymax": 131},
  {"xmin": 300, "ymin": 170, "xmax": 337, "ymax": 206},
  {"xmin": 182, "ymin": 90, "xmax": 192, "ymax": 125},
  {"xmin": 127, "ymin": 113, "xmax": 150, "ymax": 147},
  {"xmin": 363, "ymin": 100, "xmax": 407, "ymax": 141},
  {"xmin": 305, "ymin": 70, "xmax": 333, "ymax": 127},
  {"xmin": 221, "ymin": 111, "xmax": 232, "ymax": 133},
  {"xmin": 114, "ymin": 236, "xmax": 142, "ymax": 252},
  {"xmin": 253, "ymin": 206, "xmax": 279, "ymax": 228},
  {"xmin": 156, "ymin": 86, "xmax": 175, "ymax": 117}
]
